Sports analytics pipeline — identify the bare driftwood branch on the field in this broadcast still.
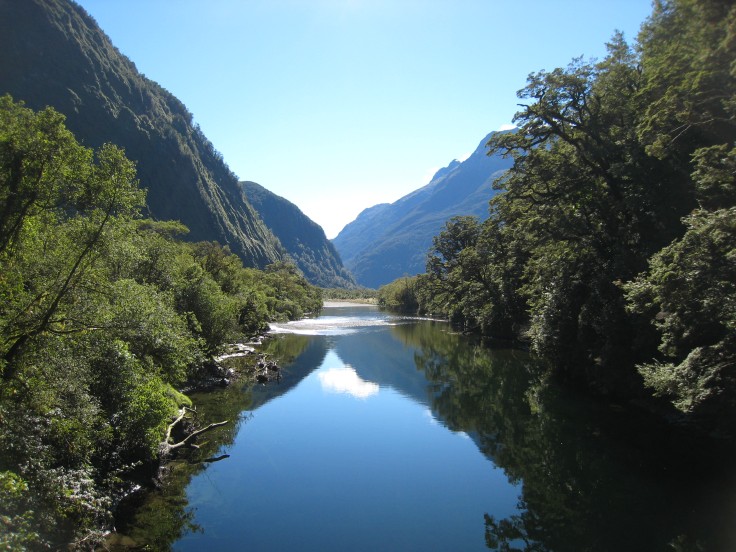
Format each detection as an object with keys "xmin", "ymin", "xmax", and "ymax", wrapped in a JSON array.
[
  {"xmin": 164, "ymin": 409, "xmax": 187, "ymax": 446},
  {"xmin": 168, "ymin": 420, "xmax": 229, "ymax": 451},
  {"xmin": 160, "ymin": 408, "xmax": 228, "ymax": 456}
]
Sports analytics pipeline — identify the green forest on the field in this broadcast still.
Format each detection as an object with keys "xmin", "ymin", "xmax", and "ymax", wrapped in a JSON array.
[
  {"xmin": 0, "ymin": 96, "xmax": 321, "ymax": 549},
  {"xmin": 379, "ymin": 0, "xmax": 735, "ymax": 436},
  {"xmin": 2, "ymin": 0, "xmax": 735, "ymax": 548}
]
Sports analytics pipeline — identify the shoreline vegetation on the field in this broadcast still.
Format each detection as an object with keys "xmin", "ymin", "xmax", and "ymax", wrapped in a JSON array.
[
  {"xmin": 377, "ymin": 0, "xmax": 735, "ymax": 442},
  {"xmin": 0, "ymin": 95, "xmax": 322, "ymax": 550},
  {"xmin": 320, "ymin": 287, "xmax": 379, "ymax": 304},
  {"xmin": 323, "ymin": 299, "xmax": 378, "ymax": 307},
  {"xmin": 105, "ymin": 333, "xmax": 283, "ymax": 550}
]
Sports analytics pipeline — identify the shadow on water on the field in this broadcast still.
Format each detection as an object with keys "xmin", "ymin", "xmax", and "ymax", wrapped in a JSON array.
[{"xmin": 117, "ymin": 309, "xmax": 736, "ymax": 551}]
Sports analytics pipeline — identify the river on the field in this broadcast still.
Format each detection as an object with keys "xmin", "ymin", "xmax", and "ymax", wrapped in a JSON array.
[{"xmin": 117, "ymin": 304, "xmax": 736, "ymax": 551}]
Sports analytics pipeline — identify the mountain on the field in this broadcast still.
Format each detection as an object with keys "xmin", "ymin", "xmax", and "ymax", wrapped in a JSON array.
[
  {"xmin": 241, "ymin": 181, "xmax": 356, "ymax": 288},
  {"xmin": 0, "ymin": 0, "xmax": 282, "ymax": 267},
  {"xmin": 332, "ymin": 131, "xmax": 512, "ymax": 288}
]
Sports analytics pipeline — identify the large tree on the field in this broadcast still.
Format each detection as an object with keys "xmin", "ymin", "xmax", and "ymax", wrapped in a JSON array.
[
  {"xmin": 483, "ymin": 33, "xmax": 690, "ymax": 376},
  {"xmin": 398, "ymin": 0, "xmax": 736, "ymax": 428}
]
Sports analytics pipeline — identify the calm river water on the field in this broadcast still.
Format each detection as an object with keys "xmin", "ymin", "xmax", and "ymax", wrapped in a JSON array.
[{"xmin": 120, "ymin": 304, "xmax": 736, "ymax": 551}]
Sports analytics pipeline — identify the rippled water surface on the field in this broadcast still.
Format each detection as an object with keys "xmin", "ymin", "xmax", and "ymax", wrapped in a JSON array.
[{"xmin": 268, "ymin": 303, "xmax": 433, "ymax": 335}]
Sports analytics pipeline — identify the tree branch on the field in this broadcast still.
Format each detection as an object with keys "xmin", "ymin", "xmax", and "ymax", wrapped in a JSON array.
[
  {"xmin": 160, "ymin": 408, "xmax": 229, "ymax": 457},
  {"xmin": 168, "ymin": 420, "xmax": 229, "ymax": 451}
]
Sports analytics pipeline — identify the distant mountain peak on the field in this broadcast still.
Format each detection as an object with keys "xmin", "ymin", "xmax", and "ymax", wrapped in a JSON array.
[
  {"xmin": 331, "ymin": 130, "xmax": 512, "ymax": 288},
  {"xmin": 429, "ymin": 159, "xmax": 462, "ymax": 183}
]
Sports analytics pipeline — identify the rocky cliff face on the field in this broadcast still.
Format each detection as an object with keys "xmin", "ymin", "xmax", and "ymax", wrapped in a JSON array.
[
  {"xmin": 0, "ymin": 0, "xmax": 282, "ymax": 267},
  {"xmin": 241, "ymin": 181, "xmax": 356, "ymax": 288},
  {"xmin": 332, "ymin": 131, "xmax": 512, "ymax": 288}
]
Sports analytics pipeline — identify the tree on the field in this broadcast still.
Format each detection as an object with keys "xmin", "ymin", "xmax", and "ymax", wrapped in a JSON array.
[
  {"xmin": 623, "ymin": 143, "xmax": 736, "ymax": 432},
  {"xmin": 625, "ymin": 208, "xmax": 736, "ymax": 427},
  {"xmin": 426, "ymin": 216, "xmax": 482, "ymax": 280},
  {"xmin": 377, "ymin": 276, "xmax": 419, "ymax": 313},
  {"xmin": 482, "ymin": 35, "xmax": 683, "ymax": 374},
  {"xmin": 637, "ymin": 0, "xmax": 736, "ymax": 160},
  {"xmin": 0, "ymin": 96, "xmax": 145, "ymax": 378},
  {"xmin": 0, "ymin": 96, "xmax": 326, "ymax": 547},
  {"xmin": 415, "ymin": 0, "xmax": 735, "ymax": 412},
  {"xmin": 619, "ymin": 0, "xmax": 736, "ymax": 432}
]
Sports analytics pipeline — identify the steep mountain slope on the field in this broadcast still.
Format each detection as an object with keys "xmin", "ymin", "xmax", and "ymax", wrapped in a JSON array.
[
  {"xmin": 332, "ymin": 131, "xmax": 512, "ymax": 288},
  {"xmin": 0, "ymin": 0, "xmax": 282, "ymax": 267},
  {"xmin": 241, "ymin": 181, "xmax": 356, "ymax": 288}
]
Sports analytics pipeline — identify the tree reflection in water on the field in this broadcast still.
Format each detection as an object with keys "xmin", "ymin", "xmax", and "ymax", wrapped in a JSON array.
[
  {"xmin": 114, "ymin": 334, "xmax": 321, "ymax": 550},
  {"xmin": 397, "ymin": 323, "xmax": 736, "ymax": 552},
  {"xmin": 117, "ymin": 319, "xmax": 735, "ymax": 551}
]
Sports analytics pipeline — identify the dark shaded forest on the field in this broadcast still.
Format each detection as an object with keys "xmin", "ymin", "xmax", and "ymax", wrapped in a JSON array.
[{"xmin": 379, "ymin": 0, "xmax": 735, "ymax": 437}]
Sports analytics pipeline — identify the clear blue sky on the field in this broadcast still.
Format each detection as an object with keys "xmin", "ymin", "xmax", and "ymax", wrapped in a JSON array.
[{"xmin": 74, "ymin": 0, "xmax": 653, "ymax": 238}]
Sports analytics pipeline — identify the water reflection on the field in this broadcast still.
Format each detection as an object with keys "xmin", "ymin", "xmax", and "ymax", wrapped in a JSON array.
[
  {"xmin": 306, "ymin": 310, "xmax": 736, "ymax": 551},
  {"xmin": 403, "ymin": 324, "xmax": 736, "ymax": 552},
  {"xmin": 115, "ymin": 335, "xmax": 329, "ymax": 549},
  {"xmin": 118, "ymin": 306, "xmax": 736, "ymax": 552}
]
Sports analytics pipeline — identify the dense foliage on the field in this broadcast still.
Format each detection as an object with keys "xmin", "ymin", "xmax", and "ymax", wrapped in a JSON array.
[
  {"xmin": 0, "ymin": 96, "xmax": 321, "ymax": 549},
  {"xmin": 322, "ymin": 287, "xmax": 378, "ymax": 302},
  {"xmin": 377, "ymin": 276, "xmax": 420, "ymax": 313},
  {"xmin": 380, "ymin": 0, "xmax": 735, "ymax": 434}
]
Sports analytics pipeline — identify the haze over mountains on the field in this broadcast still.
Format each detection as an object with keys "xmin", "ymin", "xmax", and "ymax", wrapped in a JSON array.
[{"xmin": 332, "ymin": 132, "xmax": 512, "ymax": 288}]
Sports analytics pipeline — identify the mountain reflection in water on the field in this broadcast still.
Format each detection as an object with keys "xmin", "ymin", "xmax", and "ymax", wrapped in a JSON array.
[{"xmin": 118, "ymin": 305, "xmax": 736, "ymax": 552}]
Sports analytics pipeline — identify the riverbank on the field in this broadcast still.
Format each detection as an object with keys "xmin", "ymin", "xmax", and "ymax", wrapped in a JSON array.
[
  {"xmin": 319, "ymin": 287, "xmax": 379, "ymax": 304},
  {"xmin": 109, "ymin": 304, "xmax": 736, "ymax": 551},
  {"xmin": 105, "ymin": 336, "xmax": 279, "ymax": 549}
]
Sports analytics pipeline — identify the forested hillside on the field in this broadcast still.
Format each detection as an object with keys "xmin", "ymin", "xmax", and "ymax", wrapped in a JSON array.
[
  {"xmin": 0, "ymin": 0, "xmax": 282, "ymax": 267},
  {"xmin": 241, "ymin": 181, "xmax": 356, "ymax": 288},
  {"xmin": 0, "ymin": 97, "xmax": 321, "ymax": 549},
  {"xmin": 379, "ymin": 0, "xmax": 735, "ymax": 436},
  {"xmin": 332, "ymin": 132, "xmax": 511, "ymax": 288}
]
